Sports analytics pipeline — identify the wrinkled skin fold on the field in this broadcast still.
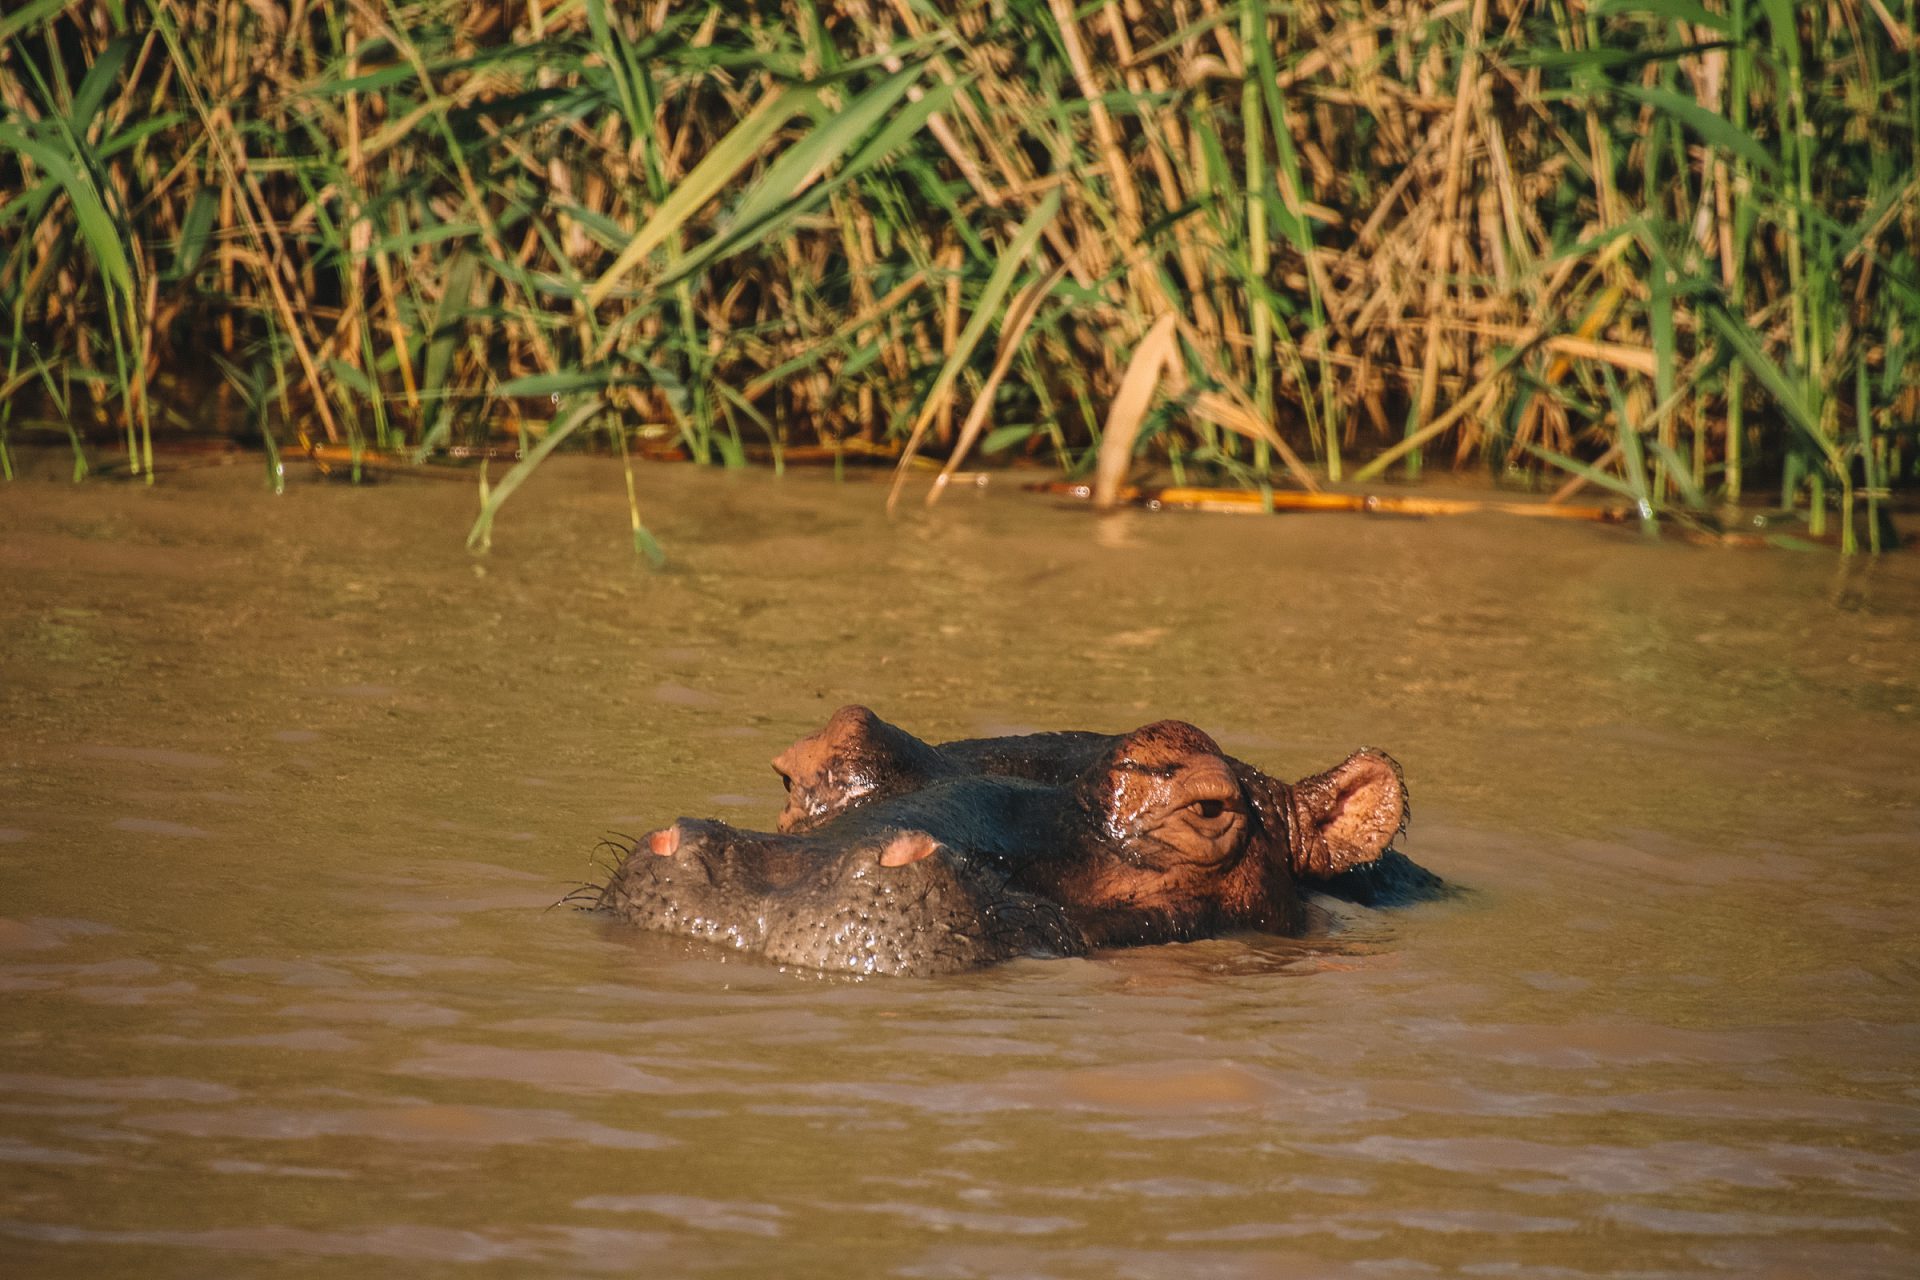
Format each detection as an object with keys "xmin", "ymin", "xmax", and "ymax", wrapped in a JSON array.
[{"xmin": 600, "ymin": 712, "xmax": 1426, "ymax": 976}]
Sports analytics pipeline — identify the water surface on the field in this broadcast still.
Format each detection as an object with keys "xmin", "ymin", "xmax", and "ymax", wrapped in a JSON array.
[{"xmin": 2, "ymin": 457, "xmax": 1916, "ymax": 1277}]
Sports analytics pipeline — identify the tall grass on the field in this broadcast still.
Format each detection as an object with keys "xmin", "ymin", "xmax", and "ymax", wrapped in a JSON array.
[{"xmin": 1, "ymin": 1, "xmax": 1913, "ymax": 549}]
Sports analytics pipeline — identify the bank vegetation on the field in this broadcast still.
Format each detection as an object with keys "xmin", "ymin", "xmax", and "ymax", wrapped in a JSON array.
[{"xmin": 1, "ymin": 0, "xmax": 1914, "ymax": 550}]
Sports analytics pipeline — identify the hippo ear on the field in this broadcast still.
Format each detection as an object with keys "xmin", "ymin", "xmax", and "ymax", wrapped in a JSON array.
[
  {"xmin": 878, "ymin": 831, "xmax": 943, "ymax": 868},
  {"xmin": 773, "ymin": 705, "xmax": 882, "ymax": 785},
  {"xmin": 772, "ymin": 706, "xmax": 887, "ymax": 833},
  {"xmin": 1288, "ymin": 749, "xmax": 1408, "ymax": 878},
  {"xmin": 773, "ymin": 706, "xmax": 951, "ymax": 834}
]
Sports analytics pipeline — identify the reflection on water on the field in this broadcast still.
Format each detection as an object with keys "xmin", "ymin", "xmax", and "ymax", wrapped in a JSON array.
[{"xmin": 2, "ymin": 458, "xmax": 1917, "ymax": 1276}]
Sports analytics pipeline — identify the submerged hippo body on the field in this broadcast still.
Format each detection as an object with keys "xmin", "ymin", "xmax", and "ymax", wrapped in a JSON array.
[
  {"xmin": 604, "ymin": 718, "xmax": 1411, "ymax": 975},
  {"xmin": 775, "ymin": 705, "xmax": 1444, "ymax": 906}
]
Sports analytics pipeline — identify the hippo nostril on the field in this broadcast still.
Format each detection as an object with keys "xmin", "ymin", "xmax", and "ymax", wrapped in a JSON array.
[{"xmin": 647, "ymin": 825, "xmax": 681, "ymax": 857}]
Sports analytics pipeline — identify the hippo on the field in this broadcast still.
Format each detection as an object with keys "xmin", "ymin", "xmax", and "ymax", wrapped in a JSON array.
[
  {"xmin": 773, "ymin": 705, "xmax": 1443, "ymax": 906},
  {"xmin": 599, "ymin": 718, "xmax": 1410, "ymax": 975}
]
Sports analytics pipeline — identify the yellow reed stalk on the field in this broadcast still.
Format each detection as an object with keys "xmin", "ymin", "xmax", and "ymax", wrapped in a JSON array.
[
  {"xmin": 1046, "ymin": 0, "xmax": 1157, "ymax": 315},
  {"xmin": 150, "ymin": 0, "xmax": 343, "ymax": 442},
  {"xmin": 1410, "ymin": 0, "xmax": 1487, "ymax": 480},
  {"xmin": 926, "ymin": 255, "xmax": 1075, "ymax": 504}
]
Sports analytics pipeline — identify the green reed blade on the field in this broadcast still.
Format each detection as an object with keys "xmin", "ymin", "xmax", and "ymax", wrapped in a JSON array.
[
  {"xmin": 0, "ymin": 0, "xmax": 67, "ymax": 44},
  {"xmin": 727, "ymin": 66, "xmax": 923, "ymax": 237},
  {"xmin": 1615, "ymin": 84, "xmax": 1776, "ymax": 175},
  {"xmin": 466, "ymin": 397, "xmax": 602, "ymax": 553},
  {"xmin": 1590, "ymin": 0, "xmax": 1730, "ymax": 30},
  {"xmin": 1522, "ymin": 443, "xmax": 1636, "ymax": 498},
  {"xmin": 585, "ymin": 83, "xmax": 818, "ymax": 307},
  {"xmin": 658, "ymin": 73, "xmax": 958, "ymax": 295},
  {"xmin": 1644, "ymin": 435, "xmax": 1707, "ymax": 513},
  {"xmin": 68, "ymin": 34, "xmax": 135, "ymax": 132},
  {"xmin": 0, "ymin": 125, "xmax": 133, "ymax": 298},
  {"xmin": 1703, "ymin": 304, "xmax": 1842, "ymax": 475}
]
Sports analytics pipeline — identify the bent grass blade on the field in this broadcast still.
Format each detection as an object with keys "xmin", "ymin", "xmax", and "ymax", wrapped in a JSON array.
[
  {"xmin": 466, "ymin": 398, "xmax": 604, "ymax": 554},
  {"xmin": 584, "ymin": 83, "xmax": 817, "ymax": 309},
  {"xmin": 1092, "ymin": 311, "xmax": 1181, "ymax": 510},
  {"xmin": 887, "ymin": 187, "xmax": 1062, "ymax": 512}
]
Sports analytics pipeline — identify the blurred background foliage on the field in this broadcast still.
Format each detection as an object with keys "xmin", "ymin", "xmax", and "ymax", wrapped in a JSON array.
[{"xmin": 1, "ymin": 0, "xmax": 1914, "ymax": 548}]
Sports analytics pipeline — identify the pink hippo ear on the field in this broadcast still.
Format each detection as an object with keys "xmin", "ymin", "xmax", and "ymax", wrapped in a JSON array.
[
  {"xmin": 878, "ymin": 831, "xmax": 943, "ymax": 868},
  {"xmin": 1288, "ymin": 749, "xmax": 1408, "ymax": 877}
]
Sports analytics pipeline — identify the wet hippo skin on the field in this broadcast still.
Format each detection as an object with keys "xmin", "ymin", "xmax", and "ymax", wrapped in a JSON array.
[
  {"xmin": 775, "ymin": 705, "xmax": 1444, "ymax": 907},
  {"xmin": 597, "ymin": 792, "xmax": 1087, "ymax": 977},
  {"xmin": 602, "ymin": 717, "xmax": 1411, "ymax": 975}
]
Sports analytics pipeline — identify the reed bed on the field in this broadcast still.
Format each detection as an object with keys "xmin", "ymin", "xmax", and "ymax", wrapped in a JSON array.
[{"xmin": 1, "ymin": 1, "xmax": 1913, "ymax": 550}]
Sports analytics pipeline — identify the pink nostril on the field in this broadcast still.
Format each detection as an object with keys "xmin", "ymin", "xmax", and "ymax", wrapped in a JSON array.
[{"xmin": 647, "ymin": 826, "xmax": 680, "ymax": 857}]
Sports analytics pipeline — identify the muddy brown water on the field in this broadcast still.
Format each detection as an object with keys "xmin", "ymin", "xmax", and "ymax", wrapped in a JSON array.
[{"xmin": 2, "ymin": 455, "xmax": 1916, "ymax": 1277}]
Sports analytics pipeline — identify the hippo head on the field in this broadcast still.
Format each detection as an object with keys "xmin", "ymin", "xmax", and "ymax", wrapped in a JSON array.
[
  {"xmin": 597, "ymin": 813, "xmax": 1084, "ymax": 977},
  {"xmin": 772, "ymin": 705, "xmax": 951, "ymax": 833},
  {"xmin": 1031, "ymin": 721, "xmax": 1407, "ymax": 941},
  {"xmin": 606, "ymin": 714, "xmax": 1411, "ymax": 972},
  {"xmin": 772, "ymin": 708, "xmax": 1409, "ymax": 899}
]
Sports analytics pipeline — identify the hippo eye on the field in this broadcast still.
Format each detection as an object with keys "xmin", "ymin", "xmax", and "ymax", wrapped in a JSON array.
[
  {"xmin": 1146, "ymin": 790, "xmax": 1246, "ymax": 866},
  {"xmin": 1175, "ymin": 795, "xmax": 1242, "ymax": 836}
]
